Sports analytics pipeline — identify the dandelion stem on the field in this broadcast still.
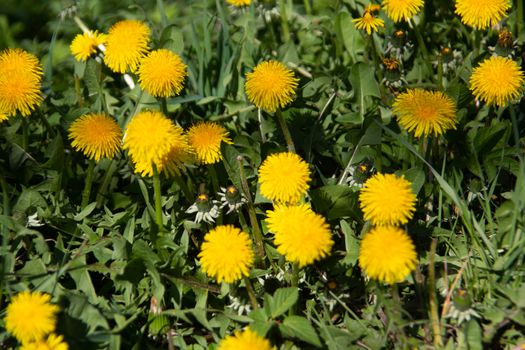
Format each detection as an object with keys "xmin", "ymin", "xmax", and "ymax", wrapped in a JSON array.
[
  {"xmin": 290, "ymin": 262, "xmax": 300, "ymax": 315},
  {"xmin": 0, "ymin": 170, "xmax": 10, "ymax": 216},
  {"xmin": 410, "ymin": 19, "xmax": 435, "ymax": 83},
  {"xmin": 244, "ymin": 277, "xmax": 259, "ymax": 309},
  {"xmin": 21, "ymin": 117, "xmax": 28, "ymax": 150},
  {"xmin": 208, "ymin": 164, "xmax": 220, "ymax": 194},
  {"xmin": 173, "ymin": 171, "xmax": 193, "ymax": 203},
  {"xmin": 275, "ymin": 109, "xmax": 296, "ymax": 153},
  {"xmin": 428, "ymin": 238, "xmax": 443, "ymax": 347},
  {"xmin": 278, "ymin": 0, "xmax": 291, "ymax": 43},
  {"xmin": 303, "ymin": 0, "xmax": 311, "ymax": 15},
  {"xmin": 152, "ymin": 164, "xmax": 164, "ymax": 232},
  {"xmin": 236, "ymin": 155, "xmax": 265, "ymax": 266},
  {"xmin": 258, "ymin": 108, "xmax": 267, "ymax": 143},
  {"xmin": 96, "ymin": 159, "xmax": 117, "ymax": 208},
  {"xmin": 160, "ymin": 97, "xmax": 168, "ymax": 116},
  {"xmin": 81, "ymin": 159, "xmax": 96, "ymax": 209}
]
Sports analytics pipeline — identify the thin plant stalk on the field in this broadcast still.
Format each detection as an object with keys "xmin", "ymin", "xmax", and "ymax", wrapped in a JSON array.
[
  {"xmin": 21, "ymin": 117, "xmax": 28, "ymax": 150},
  {"xmin": 258, "ymin": 108, "xmax": 267, "ymax": 143},
  {"xmin": 244, "ymin": 277, "xmax": 259, "ymax": 309},
  {"xmin": 289, "ymin": 262, "xmax": 300, "ymax": 315},
  {"xmin": 173, "ymin": 170, "xmax": 194, "ymax": 203},
  {"xmin": 208, "ymin": 164, "xmax": 220, "ymax": 194},
  {"xmin": 303, "ymin": 0, "xmax": 311, "ymax": 15},
  {"xmin": 236, "ymin": 156, "xmax": 265, "ymax": 265},
  {"xmin": 278, "ymin": 0, "xmax": 291, "ymax": 43},
  {"xmin": 160, "ymin": 97, "xmax": 169, "ymax": 116},
  {"xmin": 409, "ymin": 19, "xmax": 435, "ymax": 83},
  {"xmin": 429, "ymin": 238, "xmax": 443, "ymax": 346},
  {"xmin": 81, "ymin": 159, "xmax": 96, "ymax": 209},
  {"xmin": 0, "ymin": 171, "xmax": 10, "ymax": 216},
  {"xmin": 152, "ymin": 164, "xmax": 164, "ymax": 232},
  {"xmin": 96, "ymin": 159, "xmax": 117, "ymax": 208},
  {"xmin": 275, "ymin": 109, "xmax": 296, "ymax": 153}
]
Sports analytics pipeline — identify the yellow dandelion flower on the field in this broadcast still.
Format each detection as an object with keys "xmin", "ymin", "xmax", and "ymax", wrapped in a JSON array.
[
  {"xmin": 0, "ymin": 48, "xmax": 42, "ymax": 118},
  {"xmin": 198, "ymin": 225, "xmax": 254, "ymax": 283},
  {"xmin": 104, "ymin": 19, "xmax": 150, "ymax": 73},
  {"xmin": 20, "ymin": 334, "xmax": 69, "ymax": 350},
  {"xmin": 359, "ymin": 226, "xmax": 417, "ymax": 284},
  {"xmin": 382, "ymin": 0, "xmax": 424, "ymax": 22},
  {"xmin": 226, "ymin": 0, "xmax": 251, "ymax": 6},
  {"xmin": 5, "ymin": 291, "xmax": 59, "ymax": 344},
  {"xmin": 266, "ymin": 204, "xmax": 333, "ymax": 267},
  {"xmin": 218, "ymin": 328, "xmax": 276, "ymax": 350},
  {"xmin": 455, "ymin": 0, "xmax": 510, "ymax": 29},
  {"xmin": 359, "ymin": 173, "xmax": 416, "ymax": 226},
  {"xmin": 187, "ymin": 121, "xmax": 232, "ymax": 164},
  {"xmin": 123, "ymin": 111, "xmax": 188, "ymax": 176},
  {"xmin": 70, "ymin": 31, "xmax": 106, "ymax": 62},
  {"xmin": 470, "ymin": 55, "xmax": 524, "ymax": 107},
  {"xmin": 392, "ymin": 89, "xmax": 457, "ymax": 137},
  {"xmin": 68, "ymin": 113, "xmax": 122, "ymax": 161},
  {"xmin": 162, "ymin": 132, "xmax": 194, "ymax": 175},
  {"xmin": 258, "ymin": 152, "xmax": 310, "ymax": 203},
  {"xmin": 353, "ymin": 12, "xmax": 385, "ymax": 35},
  {"xmin": 138, "ymin": 49, "xmax": 187, "ymax": 98},
  {"xmin": 245, "ymin": 60, "xmax": 299, "ymax": 113}
]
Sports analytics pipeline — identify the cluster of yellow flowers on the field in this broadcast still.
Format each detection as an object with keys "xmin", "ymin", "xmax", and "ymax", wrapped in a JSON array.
[
  {"xmin": 68, "ymin": 112, "xmax": 231, "ymax": 175},
  {"xmin": 4, "ymin": 291, "xmax": 68, "ymax": 349},
  {"xmin": 358, "ymin": 173, "xmax": 418, "ymax": 284}
]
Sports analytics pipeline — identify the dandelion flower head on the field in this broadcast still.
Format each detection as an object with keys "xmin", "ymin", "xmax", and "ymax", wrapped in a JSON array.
[
  {"xmin": 4, "ymin": 291, "xmax": 59, "ymax": 344},
  {"xmin": 359, "ymin": 226, "xmax": 417, "ymax": 284},
  {"xmin": 104, "ymin": 19, "xmax": 150, "ymax": 73},
  {"xmin": 218, "ymin": 328, "xmax": 276, "ymax": 350},
  {"xmin": 123, "ymin": 110, "xmax": 188, "ymax": 176},
  {"xmin": 393, "ymin": 89, "xmax": 457, "ymax": 137},
  {"xmin": 359, "ymin": 173, "xmax": 416, "ymax": 226},
  {"xmin": 68, "ymin": 113, "xmax": 122, "ymax": 161},
  {"xmin": 138, "ymin": 49, "xmax": 187, "ymax": 98},
  {"xmin": 353, "ymin": 6, "xmax": 385, "ymax": 35},
  {"xmin": 70, "ymin": 31, "xmax": 106, "ymax": 62},
  {"xmin": 266, "ymin": 204, "xmax": 333, "ymax": 267},
  {"xmin": 0, "ymin": 48, "xmax": 43, "ymax": 118},
  {"xmin": 245, "ymin": 60, "xmax": 299, "ymax": 113},
  {"xmin": 226, "ymin": 0, "xmax": 251, "ymax": 6},
  {"xmin": 198, "ymin": 225, "xmax": 254, "ymax": 283},
  {"xmin": 258, "ymin": 152, "xmax": 310, "ymax": 203},
  {"xmin": 470, "ymin": 55, "xmax": 524, "ymax": 107},
  {"xmin": 382, "ymin": 0, "xmax": 424, "ymax": 22},
  {"xmin": 20, "ymin": 334, "xmax": 69, "ymax": 350},
  {"xmin": 187, "ymin": 121, "xmax": 232, "ymax": 164},
  {"xmin": 455, "ymin": 0, "xmax": 510, "ymax": 29}
]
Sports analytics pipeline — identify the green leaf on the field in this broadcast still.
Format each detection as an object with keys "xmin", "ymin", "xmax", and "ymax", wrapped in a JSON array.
[
  {"xmin": 221, "ymin": 143, "xmax": 243, "ymax": 191},
  {"xmin": 349, "ymin": 63, "xmax": 380, "ymax": 118},
  {"xmin": 310, "ymin": 185, "xmax": 360, "ymax": 220},
  {"xmin": 269, "ymin": 288, "xmax": 298, "ymax": 318},
  {"xmin": 280, "ymin": 315, "xmax": 322, "ymax": 347}
]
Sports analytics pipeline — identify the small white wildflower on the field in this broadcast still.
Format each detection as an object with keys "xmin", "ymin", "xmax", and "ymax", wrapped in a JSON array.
[
  {"xmin": 218, "ymin": 185, "xmax": 247, "ymax": 214},
  {"xmin": 186, "ymin": 193, "xmax": 220, "ymax": 224}
]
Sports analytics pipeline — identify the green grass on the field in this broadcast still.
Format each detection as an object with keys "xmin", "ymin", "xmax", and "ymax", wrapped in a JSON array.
[{"xmin": 0, "ymin": 0, "xmax": 524, "ymax": 349}]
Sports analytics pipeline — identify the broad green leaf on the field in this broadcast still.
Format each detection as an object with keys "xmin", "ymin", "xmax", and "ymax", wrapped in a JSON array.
[
  {"xmin": 269, "ymin": 287, "xmax": 298, "ymax": 318},
  {"xmin": 280, "ymin": 315, "xmax": 322, "ymax": 347}
]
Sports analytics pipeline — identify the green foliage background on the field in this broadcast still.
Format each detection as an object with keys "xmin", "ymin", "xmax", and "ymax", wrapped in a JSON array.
[{"xmin": 0, "ymin": 0, "xmax": 524, "ymax": 349}]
